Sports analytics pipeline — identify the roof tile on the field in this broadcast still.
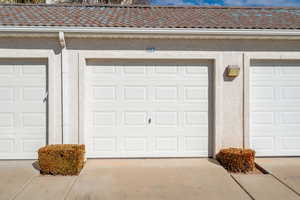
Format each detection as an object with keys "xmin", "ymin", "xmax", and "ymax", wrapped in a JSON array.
[{"xmin": 0, "ymin": 4, "xmax": 299, "ymax": 29}]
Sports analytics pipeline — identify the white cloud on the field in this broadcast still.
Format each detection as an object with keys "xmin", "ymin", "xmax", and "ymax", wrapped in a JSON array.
[{"xmin": 224, "ymin": 0, "xmax": 300, "ymax": 6}]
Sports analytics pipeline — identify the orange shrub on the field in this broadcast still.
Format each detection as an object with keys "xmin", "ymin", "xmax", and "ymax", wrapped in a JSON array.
[
  {"xmin": 216, "ymin": 148, "xmax": 255, "ymax": 173},
  {"xmin": 38, "ymin": 144, "xmax": 85, "ymax": 175}
]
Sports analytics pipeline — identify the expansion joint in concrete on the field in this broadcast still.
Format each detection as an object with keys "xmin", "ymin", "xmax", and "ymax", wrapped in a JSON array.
[
  {"xmin": 230, "ymin": 174, "xmax": 255, "ymax": 200},
  {"xmin": 10, "ymin": 174, "xmax": 36, "ymax": 200}
]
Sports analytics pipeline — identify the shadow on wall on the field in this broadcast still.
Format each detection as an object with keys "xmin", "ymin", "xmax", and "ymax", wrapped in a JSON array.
[
  {"xmin": 0, "ymin": 38, "xmax": 299, "ymax": 54},
  {"xmin": 223, "ymin": 68, "xmax": 236, "ymax": 82},
  {"xmin": 0, "ymin": 38, "xmax": 61, "ymax": 54},
  {"xmin": 66, "ymin": 38, "xmax": 300, "ymax": 52}
]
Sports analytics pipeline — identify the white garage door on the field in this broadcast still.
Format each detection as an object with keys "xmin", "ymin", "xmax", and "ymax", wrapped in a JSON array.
[
  {"xmin": 84, "ymin": 60, "xmax": 212, "ymax": 158},
  {"xmin": 0, "ymin": 60, "xmax": 47, "ymax": 159},
  {"xmin": 250, "ymin": 60, "xmax": 300, "ymax": 156}
]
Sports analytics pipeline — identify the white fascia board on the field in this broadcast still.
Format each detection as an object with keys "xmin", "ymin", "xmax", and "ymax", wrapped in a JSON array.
[{"xmin": 0, "ymin": 26, "xmax": 300, "ymax": 38}]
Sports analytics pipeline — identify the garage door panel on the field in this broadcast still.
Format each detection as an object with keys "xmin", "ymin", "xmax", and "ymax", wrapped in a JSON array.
[
  {"xmin": 0, "ymin": 104, "xmax": 45, "ymax": 112},
  {"xmin": 93, "ymin": 111, "xmax": 117, "ymax": 127},
  {"xmin": 279, "ymin": 67, "xmax": 300, "ymax": 76},
  {"xmin": 122, "ymin": 137, "xmax": 147, "ymax": 152},
  {"xmin": 124, "ymin": 86, "xmax": 147, "ymax": 101},
  {"xmin": 0, "ymin": 112, "xmax": 14, "ymax": 127},
  {"xmin": 0, "ymin": 77, "xmax": 45, "ymax": 85},
  {"xmin": 251, "ymin": 105, "xmax": 300, "ymax": 111},
  {"xmin": 89, "ymin": 126, "xmax": 208, "ymax": 135},
  {"xmin": 251, "ymin": 111, "xmax": 300, "ymax": 126},
  {"xmin": 0, "ymin": 61, "xmax": 47, "ymax": 159},
  {"xmin": 92, "ymin": 86, "xmax": 117, "ymax": 101},
  {"xmin": 22, "ymin": 87, "xmax": 46, "ymax": 101},
  {"xmin": 123, "ymin": 111, "xmax": 148, "ymax": 126},
  {"xmin": 251, "ymin": 128, "xmax": 300, "ymax": 136},
  {"xmin": 154, "ymin": 66, "xmax": 178, "ymax": 74},
  {"xmin": 85, "ymin": 60, "xmax": 212, "ymax": 157},
  {"xmin": 154, "ymin": 86, "xmax": 178, "ymax": 101},
  {"xmin": 280, "ymin": 86, "xmax": 300, "ymax": 100},
  {"xmin": 90, "ymin": 110, "xmax": 208, "ymax": 128},
  {"xmin": 183, "ymin": 136, "xmax": 208, "ymax": 152},
  {"xmin": 0, "ymin": 138, "xmax": 14, "ymax": 153},
  {"xmin": 250, "ymin": 61, "xmax": 300, "ymax": 156},
  {"xmin": 88, "ymin": 102, "xmax": 209, "ymax": 109},
  {"xmin": 1, "ymin": 131, "xmax": 46, "ymax": 137},
  {"xmin": 88, "ymin": 136, "xmax": 208, "ymax": 156},
  {"xmin": 0, "ymin": 65, "xmax": 16, "ymax": 75},
  {"xmin": 89, "ymin": 79, "xmax": 209, "ymax": 86},
  {"xmin": 279, "ymin": 112, "xmax": 300, "ymax": 124},
  {"xmin": 279, "ymin": 137, "xmax": 300, "ymax": 150},
  {"xmin": 88, "ymin": 102, "xmax": 210, "ymax": 111},
  {"xmin": 21, "ymin": 138, "xmax": 45, "ymax": 152},
  {"xmin": 184, "ymin": 66, "xmax": 208, "ymax": 75},
  {"xmin": 251, "ymin": 137, "xmax": 275, "ymax": 153},
  {"xmin": 21, "ymin": 113, "xmax": 46, "ymax": 128},
  {"xmin": 0, "ymin": 87, "xmax": 14, "ymax": 101},
  {"xmin": 251, "ymin": 86, "xmax": 275, "ymax": 100},
  {"xmin": 251, "ymin": 77, "xmax": 300, "ymax": 82},
  {"xmin": 21, "ymin": 65, "xmax": 46, "ymax": 76}
]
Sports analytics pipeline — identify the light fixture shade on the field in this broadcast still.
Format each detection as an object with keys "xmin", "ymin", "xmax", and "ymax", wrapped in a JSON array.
[{"xmin": 227, "ymin": 65, "xmax": 240, "ymax": 77}]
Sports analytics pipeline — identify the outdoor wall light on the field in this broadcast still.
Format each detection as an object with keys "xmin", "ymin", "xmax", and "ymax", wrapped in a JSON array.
[
  {"xmin": 146, "ymin": 47, "xmax": 156, "ymax": 52},
  {"xmin": 226, "ymin": 65, "xmax": 240, "ymax": 78}
]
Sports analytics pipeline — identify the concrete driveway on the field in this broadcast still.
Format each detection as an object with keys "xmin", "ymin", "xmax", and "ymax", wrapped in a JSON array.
[
  {"xmin": 256, "ymin": 158, "xmax": 300, "ymax": 196},
  {"xmin": 0, "ymin": 158, "xmax": 250, "ymax": 200},
  {"xmin": 0, "ymin": 158, "xmax": 299, "ymax": 200}
]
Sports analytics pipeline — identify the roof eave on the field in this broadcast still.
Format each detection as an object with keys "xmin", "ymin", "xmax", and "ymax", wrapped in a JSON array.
[{"xmin": 0, "ymin": 26, "xmax": 300, "ymax": 39}]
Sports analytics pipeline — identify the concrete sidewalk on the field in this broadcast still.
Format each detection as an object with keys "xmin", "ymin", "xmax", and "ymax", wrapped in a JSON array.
[
  {"xmin": 256, "ymin": 158, "xmax": 300, "ymax": 196},
  {"xmin": 230, "ymin": 157, "xmax": 300, "ymax": 200},
  {"xmin": 0, "ymin": 158, "xmax": 299, "ymax": 200},
  {"xmin": 232, "ymin": 174, "xmax": 300, "ymax": 200}
]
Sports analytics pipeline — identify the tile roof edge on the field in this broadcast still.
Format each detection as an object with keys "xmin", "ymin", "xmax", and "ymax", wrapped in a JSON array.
[
  {"xmin": 0, "ymin": 3, "xmax": 300, "ymax": 10},
  {"xmin": 0, "ymin": 26, "xmax": 300, "ymax": 31}
]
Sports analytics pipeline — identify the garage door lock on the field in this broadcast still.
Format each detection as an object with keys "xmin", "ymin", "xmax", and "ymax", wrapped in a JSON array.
[{"xmin": 43, "ymin": 92, "xmax": 48, "ymax": 103}]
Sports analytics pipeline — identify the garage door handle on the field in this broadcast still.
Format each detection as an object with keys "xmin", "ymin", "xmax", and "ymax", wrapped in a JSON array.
[{"xmin": 43, "ymin": 92, "xmax": 48, "ymax": 103}]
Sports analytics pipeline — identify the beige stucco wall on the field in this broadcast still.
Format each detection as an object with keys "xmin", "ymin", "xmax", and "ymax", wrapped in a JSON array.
[{"xmin": 0, "ymin": 37, "xmax": 299, "ymax": 155}]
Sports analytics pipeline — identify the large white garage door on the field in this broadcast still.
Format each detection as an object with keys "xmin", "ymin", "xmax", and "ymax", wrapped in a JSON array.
[
  {"xmin": 84, "ymin": 60, "xmax": 212, "ymax": 158},
  {"xmin": 250, "ymin": 60, "xmax": 300, "ymax": 156},
  {"xmin": 0, "ymin": 60, "xmax": 47, "ymax": 159}
]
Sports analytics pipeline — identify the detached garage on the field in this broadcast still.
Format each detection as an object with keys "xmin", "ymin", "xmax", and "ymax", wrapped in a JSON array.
[{"xmin": 0, "ymin": 4, "xmax": 299, "ymax": 159}]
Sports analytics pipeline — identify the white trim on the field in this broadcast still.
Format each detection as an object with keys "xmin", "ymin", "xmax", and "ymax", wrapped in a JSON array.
[
  {"xmin": 243, "ymin": 52, "xmax": 300, "ymax": 151},
  {"xmin": 79, "ymin": 50, "xmax": 223, "ymax": 60},
  {"xmin": 60, "ymin": 31, "xmax": 71, "ymax": 144},
  {"xmin": 0, "ymin": 27, "xmax": 300, "ymax": 40},
  {"xmin": 0, "ymin": 26, "xmax": 300, "ymax": 36},
  {"xmin": 0, "ymin": 49, "xmax": 62, "ymax": 146},
  {"xmin": 78, "ymin": 50, "xmax": 223, "ymax": 157},
  {"xmin": 59, "ymin": 31, "xmax": 66, "ymax": 48},
  {"xmin": 78, "ymin": 53, "xmax": 86, "ymax": 145},
  {"xmin": 243, "ymin": 53, "xmax": 251, "ymax": 149}
]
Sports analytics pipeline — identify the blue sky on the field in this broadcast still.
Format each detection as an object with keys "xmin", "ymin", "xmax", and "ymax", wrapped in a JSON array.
[{"xmin": 150, "ymin": 0, "xmax": 300, "ymax": 7}]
